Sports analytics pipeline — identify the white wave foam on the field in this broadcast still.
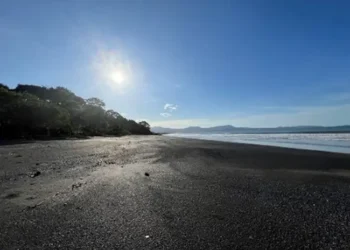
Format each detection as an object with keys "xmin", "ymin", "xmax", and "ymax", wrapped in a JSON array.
[{"xmin": 166, "ymin": 133, "xmax": 350, "ymax": 154}]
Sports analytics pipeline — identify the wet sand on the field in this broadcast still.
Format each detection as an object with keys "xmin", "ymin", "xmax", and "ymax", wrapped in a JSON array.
[{"xmin": 1, "ymin": 135, "xmax": 350, "ymax": 249}]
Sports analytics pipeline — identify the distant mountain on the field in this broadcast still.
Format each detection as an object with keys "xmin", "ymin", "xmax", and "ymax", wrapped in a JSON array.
[{"xmin": 151, "ymin": 125, "xmax": 350, "ymax": 134}]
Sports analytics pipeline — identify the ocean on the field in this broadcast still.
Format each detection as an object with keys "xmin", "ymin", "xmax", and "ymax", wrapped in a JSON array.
[{"xmin": 166, "ymin": 133, "xmax": 350, "ymax": 154}]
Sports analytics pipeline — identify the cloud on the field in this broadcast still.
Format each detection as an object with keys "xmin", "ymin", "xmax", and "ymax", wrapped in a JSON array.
[
  {"xmin": 164, "ymin": 103, "xmax": 178, "ymax": 112},
  {"xmin": 150, "ymin": 104, "xmax": 350, "ymax": 128},
  {"xmin": 160, "ymin": 113, "xmax": 172, "ymax": 118}
]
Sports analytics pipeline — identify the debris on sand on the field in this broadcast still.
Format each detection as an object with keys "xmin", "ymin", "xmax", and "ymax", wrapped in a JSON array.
[
  {"xmin": 23, "ymin": 201, "xmax": 44, "ymax": 211},
  {"xmin": 72, "ymin": 182, "xmax": 83, "ymax": 190},
  {"xmin": 30, "ymin": 171, "xmax": 41, "ymax": 178},
  {"xmin": 104, "ymin": 159, "xmax": 116, "ymax": 165},
  {"xmin": 36, "ymin": 163, "xmax": 40, "ymax": 166},
  {"xmin": 4, "ymin": 193, "xmax": 20, "ymax": 199},
  {"xmin": 24, "ymin": 204, "xmax": 37, "ymax": 211},
  {"xmin": 145, "ymin": 172, "xmax": 150, "ymax": 177}
]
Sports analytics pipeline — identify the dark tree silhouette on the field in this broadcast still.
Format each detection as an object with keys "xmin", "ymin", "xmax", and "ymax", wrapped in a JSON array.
[
  {"xmin": 0, "ymin": 83, "xmax": 152, "ymax": 139},
  {"xmin": 139, "ymin": 121, "xmax": 150, "ymax": 130}
]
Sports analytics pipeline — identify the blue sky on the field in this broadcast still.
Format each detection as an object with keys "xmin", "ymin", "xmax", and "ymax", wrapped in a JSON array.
[{"xmin": 1, "ymin": 0, "xmax": 350, "ymax": 128}]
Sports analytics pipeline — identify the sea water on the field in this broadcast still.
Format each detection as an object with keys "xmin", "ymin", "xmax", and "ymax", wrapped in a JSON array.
[{"xmin": 166, "ymin": 133, "xmax": 350, "ymax": 154}]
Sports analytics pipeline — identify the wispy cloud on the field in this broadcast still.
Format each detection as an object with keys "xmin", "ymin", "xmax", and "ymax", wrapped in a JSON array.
[
  {"xmin": 164, "ymin": 103, "xmax": 178, "ymax": 112},
  {"xmin": 160, "ymin": 113, "xmax": 172, "ymax": 118}
]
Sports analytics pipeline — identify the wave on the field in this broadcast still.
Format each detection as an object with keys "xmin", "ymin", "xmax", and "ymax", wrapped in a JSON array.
[{"xmin": 166, "ymin": 133, "xmax": 350, "ymax": 154}]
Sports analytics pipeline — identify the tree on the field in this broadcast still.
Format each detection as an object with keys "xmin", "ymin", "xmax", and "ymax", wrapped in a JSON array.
[
  {"xmin": 0, "ymin": 83, "xmax": 153, "ymax": 139},
  {"xmin": 106, "ymin": 109, "xmax": 120, "ymax": 119},
  {"xmin": 0, "ymin": 83, "xmax": 9, "ymax": 90},
  {"xmin": 85, "ymin": 97, "xmax": 105, "ymax": 108},
  {"xmin": 139, "ymin": 121, "xmax": 150, "ymax": 130}
]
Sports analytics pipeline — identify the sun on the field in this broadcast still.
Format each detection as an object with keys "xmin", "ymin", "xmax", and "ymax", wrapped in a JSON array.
[
  {"xmin": 110, "ymin": 70, "xmax": 127, "ymax": 85},
  {"xmin": 93, "ymin": 49, "xmax": 136, "ymax": 91}
]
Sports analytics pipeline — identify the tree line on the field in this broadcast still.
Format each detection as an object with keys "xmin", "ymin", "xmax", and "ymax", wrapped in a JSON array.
[{"xmin": 0, "ymin": 83, "xmax": 152, "ymax": 139}]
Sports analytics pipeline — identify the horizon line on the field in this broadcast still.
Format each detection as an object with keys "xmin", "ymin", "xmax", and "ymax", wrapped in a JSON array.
[{"xmin": 152, "ymin": 124, "xmax": 350, "ymax": 130}]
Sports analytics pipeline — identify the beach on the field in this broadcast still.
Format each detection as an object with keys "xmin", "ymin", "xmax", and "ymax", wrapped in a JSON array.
[{"xmin": 1, "ymin": 135, "xmax": 350, "ymax": 249}]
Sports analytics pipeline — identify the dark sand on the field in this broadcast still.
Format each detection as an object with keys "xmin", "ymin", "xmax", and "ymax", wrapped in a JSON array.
[{"xmin": 1, "ymin": 135, "xmax": 350, "ymax": 249}]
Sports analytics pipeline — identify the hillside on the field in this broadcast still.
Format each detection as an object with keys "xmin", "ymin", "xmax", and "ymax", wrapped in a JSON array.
[{"xmin": 0, "ymin": 83, "xmax": 152, "ymax": 139}]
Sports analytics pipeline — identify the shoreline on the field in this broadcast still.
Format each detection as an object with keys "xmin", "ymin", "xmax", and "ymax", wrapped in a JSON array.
[
  {"xmin": 173, "ymin": 136, "xmax": 350, "ymax": 155},
  {"xmin": 165, "ymin": 133, "xmax": 350, "ymax": 154}
]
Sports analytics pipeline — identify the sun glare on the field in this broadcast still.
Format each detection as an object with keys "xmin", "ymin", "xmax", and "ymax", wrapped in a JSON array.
[
  {"xmin": 110, "ymin": 70, "xmax": 127, "ymax": 85},
  {"xmin": 93, "ymin": 49, "xmax": 135, "ymax": 91}
]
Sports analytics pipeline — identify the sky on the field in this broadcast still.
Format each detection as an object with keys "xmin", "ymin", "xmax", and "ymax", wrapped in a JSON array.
[{"xmin": 1, "ymin": 0, "xmax": 350, "ymax": 128}]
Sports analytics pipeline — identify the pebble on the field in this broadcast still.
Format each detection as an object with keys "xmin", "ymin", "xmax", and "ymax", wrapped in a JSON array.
[
  {"xmin": 72, "ymin": 182, "xmax": 82, "ymax": 190},
  {"xmin": 30, "ymin": 171, "xmax": 41, "ymax": 178}
]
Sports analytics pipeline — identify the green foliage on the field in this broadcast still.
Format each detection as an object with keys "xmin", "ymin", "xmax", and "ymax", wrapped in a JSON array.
[
  {"xmin": 139, "ymin": 121, "xmax": 150, "ymax": 130},
  {"xmin": 0, "ymin": 83, "xmax": 152, "ymax": 139},
  {"xmin": 85, "ymin": 97, "xmax": 105, "ymax": 108},
  {"xmin": 0, "ymin": 83, "xmax": 9, "ymax": 90}
]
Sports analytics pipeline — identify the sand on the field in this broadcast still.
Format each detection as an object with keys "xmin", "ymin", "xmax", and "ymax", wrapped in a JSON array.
[{"xmin": 1, "ymin": 135, "xmax": 350, "ymax": 249}]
